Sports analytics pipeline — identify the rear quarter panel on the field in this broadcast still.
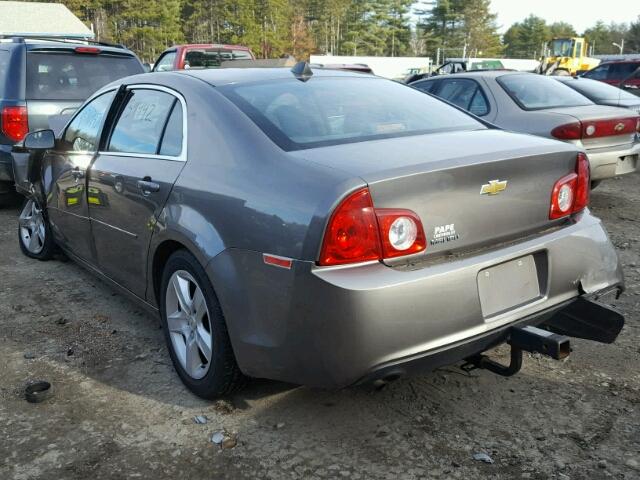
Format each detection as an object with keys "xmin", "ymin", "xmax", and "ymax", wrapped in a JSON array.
[{"xmin": 145, "ymin": 75, "xmax": 358, "ymax": 305}]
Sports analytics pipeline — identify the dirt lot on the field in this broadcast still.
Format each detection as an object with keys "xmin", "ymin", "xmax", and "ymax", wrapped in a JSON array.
[{"xmin": 0, "ymin": 172, "xmax": 639, "ymax": 480}]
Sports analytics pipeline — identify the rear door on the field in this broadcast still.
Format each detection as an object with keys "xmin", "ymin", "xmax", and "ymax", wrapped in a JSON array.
[
  {"xmin": 25, "ymin": 48, "xmax": 143, "ymax": 131},
  {"xmin": 88, "ymin": 86, "xmax": 186, "ymax": 298}
]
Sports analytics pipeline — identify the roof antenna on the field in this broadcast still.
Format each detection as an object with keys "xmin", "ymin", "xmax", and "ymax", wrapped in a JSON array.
[{"xmin": 291, "ymin": 61, "xmax": 313, "ymax": 82}]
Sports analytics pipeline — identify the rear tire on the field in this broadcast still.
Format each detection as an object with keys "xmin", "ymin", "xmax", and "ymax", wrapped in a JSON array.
[
  {"xmin": 18, "ymin": 198, "xmax": 55, "ymax": 260},
  {"xmin": 159, "ymin": 249, "xmax": 245, "ymax": 399},
  {"xmin": 591, "ymin": 180, "xmax": 602, "ymax": 190}
]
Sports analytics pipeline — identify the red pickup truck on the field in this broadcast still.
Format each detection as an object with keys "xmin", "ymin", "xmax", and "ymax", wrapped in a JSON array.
[{"xmin": 152, "ymin": 44, "xmax": 255, "ymax": 72}]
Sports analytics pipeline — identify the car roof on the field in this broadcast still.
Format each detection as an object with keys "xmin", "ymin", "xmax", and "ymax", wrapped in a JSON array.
[
  {"xmin": 414, "ymin": 70, "xmax": 525, "ymax": 82},
  {"xmin": 168, "ymin": 43, "xmax": 252, "ymax": 51},
  {"xmin": 178, "ymin": 66, "xmax": 373, "ymax": 86},
  {"xmin": 0, "ymin": 37, "xmax": 135, "ymax": 55}
]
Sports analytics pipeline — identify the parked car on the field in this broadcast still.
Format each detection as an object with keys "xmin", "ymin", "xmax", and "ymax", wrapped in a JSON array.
[
  {"xmin": 13, "ymin": 66, "xmax": 624, "ymax": 399},
  {"xmin": 581, "ymin": 60, "xmax": 640, "ymax": 94},
  {"xmin": 0, "ymin": 37, "xmax": 144, "ymax": 205},
  {"xmin": 554, "ymin": 76, "xmax": 640, "ymax": 114},
  {"xmin": 411, "ymin": 72, "xmax": 640, "ymax": 185},
  {"xmin": 152, "ymin": 44, "xmax": 254, "ymax": 72}
]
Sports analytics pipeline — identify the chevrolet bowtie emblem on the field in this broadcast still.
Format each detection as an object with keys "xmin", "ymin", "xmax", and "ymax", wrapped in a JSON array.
[
  {"xmin": 480, "ymin": 179, "xmax": 508, "ymax": 195},
  {"xmin": 614, "ymin": 122, "xmax": 625, "ymax": 132}
]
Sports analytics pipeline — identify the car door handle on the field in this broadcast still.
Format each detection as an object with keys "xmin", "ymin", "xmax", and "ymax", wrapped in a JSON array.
[
  {"xmin": 71, "ymin": 167, "xmax": 84, "ymax": 180},
  {"xmin": 137, "ymin": 178, "xmax": 160, "ymax": 194}
]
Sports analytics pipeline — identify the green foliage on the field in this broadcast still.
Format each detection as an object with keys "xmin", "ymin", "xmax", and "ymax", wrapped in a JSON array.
[
  {"xmin": 416, "ymin": 0, "xmax": 501, "ymax": 59},
  {"xmin": 503, "ymin": 15, "xmax": 550, "ymax": 58},
  {"xmin": 17, "ymin": 1, "xmax": 640, "ymax": 62},
  {"xmin": 583, "ymin": 21, "xmax": 629, "ymax": 55}
]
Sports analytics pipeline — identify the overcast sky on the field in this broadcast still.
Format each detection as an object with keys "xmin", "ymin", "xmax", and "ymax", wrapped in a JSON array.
[{"xmin": 489, "ymin": 0, "xmax": 639, "ymax": 33}]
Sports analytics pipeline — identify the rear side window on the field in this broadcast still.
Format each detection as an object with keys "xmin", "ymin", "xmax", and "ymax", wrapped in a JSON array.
[
  {"xmin": 108, "ymin": 89, "xmax": 177, "ymax": 155},
  {"xmin": 159, "ymin": 102, "xmax": 183, "ymax": 156},
  {"xmin": 498, "ymin": 74, "xmax": 592, "ymax": 110},
  {"xmin": 220, "ymin": 77, "xmax": 484, "ymax": 151},
  {"xmin": 436, "ymin": 79, "xmax": 489, "ymax": 116},
  {"xmin": 62, "ymin": 90, "xmax": 116, "ymax": 152},
  {"xmin": 0, "ymin": 50, "xmax": 9, "ymax": 92},
  {"xmin": 26, "ymin": 52, "xmax": 143, "ymax": 101}
]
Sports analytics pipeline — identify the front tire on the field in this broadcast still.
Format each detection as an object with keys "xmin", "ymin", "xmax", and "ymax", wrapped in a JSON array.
[
  {"xmin": 159, "ymin": 250, "xmax": 244, "ymax": 399},
  {"xmin": 18, "ymin": 198, "xmax": 55, "ymax": 260}
]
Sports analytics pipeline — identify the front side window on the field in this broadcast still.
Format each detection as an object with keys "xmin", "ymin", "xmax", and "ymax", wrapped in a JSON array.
[
  {"xmin": 583, "ymin": 64, "xmax": 610, "ymax": 81},
  {"xmin": 26, "ymin": 52, "xmax": 142, "ymax": 100},
  {"xmin": 436, "ymin": 79, "xmax": 489, "ymax": 116},
  {"xmin": 220, "ymin": 77, "xmax": 484, "ymax": 151},
  {"xmin": 570, "ymin": 79, "xmax": 639, "ymax": 101},
  {"xmin": 62, "ymin": 90, "xmax": 116, "ymax": 152},
  {"xmin": 108, "ymin": 89, "xmax": 177, "ymax": 155},
  {"xmin": 153, "ymin": 52, "xmax": 177, "ymax": 72},
  {"xmin": 498, "ymin": 74, "xmax": 592, "ymax": 110}
]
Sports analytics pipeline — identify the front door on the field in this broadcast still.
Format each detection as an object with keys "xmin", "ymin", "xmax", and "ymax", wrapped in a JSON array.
[
  {"xmin": 45, "ymin": 90, "xmax": 116, "ymax": 262},
  {"xmin": 87, "ymin": 87, "xmax": 186, "ymax": 298}
]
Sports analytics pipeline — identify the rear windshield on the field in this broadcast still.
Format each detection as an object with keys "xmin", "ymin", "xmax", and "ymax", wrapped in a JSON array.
[
  {"xmin": 185, "ymin": 49, "xmax": 253, "ymax": 69},
  {"xmin": 498, "ymin": 74, "xmax": 593, "ymax": 110},
  {"xmin": 220, "ymin": 77, "xmax": 484, "ymax": 151},
  {"xmin": 564, "ymin": 78, "xmax": 639, "ymax": 102},
  {"xmin": 26, "ymin": 52, "xmax": 143, "ymax": 100}
]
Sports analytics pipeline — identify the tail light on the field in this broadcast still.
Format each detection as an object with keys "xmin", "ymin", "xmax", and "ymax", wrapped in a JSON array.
[
  {"xmin": 318, "ymin": 188, "xmax": 426, "ymax": 266},
  {"xmin": 551, "ymin": 122, "xmax": 582, "ymax": 140},
  {"xmin": 75, "ymin": 47, "xmax": 101, "ymax": 54},
  {"xmin": 552, "ymin": 117, "xmax": 639, "ymax": 140},
  {"xmin": 1, "ymin": 105, "xmax": 28, "ymax": 142},
  {"xmin": 549, "ymin": 153, "xmax": 590, "ymax": 220}
]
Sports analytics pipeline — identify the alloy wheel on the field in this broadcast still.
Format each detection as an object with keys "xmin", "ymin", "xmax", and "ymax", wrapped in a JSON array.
[
  {"xmin": 19, "ymin": 199, "xmax": 46, "ymax": 255},
  {"xmin": 165, "ymin": 270, "xmax": 213, "ymax": 379}
]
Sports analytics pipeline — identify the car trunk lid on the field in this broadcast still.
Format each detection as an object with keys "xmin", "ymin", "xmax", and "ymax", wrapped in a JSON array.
[
  {"xmin": 545, "ymin": 104, "xmax": 639, "ymax": 149},
  {"xmin": 295, "ymin": 130, "xmax": 580, "ymax": 261}
]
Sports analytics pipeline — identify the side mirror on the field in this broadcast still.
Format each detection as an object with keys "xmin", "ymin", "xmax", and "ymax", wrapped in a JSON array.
[
  {"xmin": 24, "ymin": 130, "xmax": 55, "ymax": 150},
  {"xmin": 143, "ymin": 62, "xmax": 152, "ymax": 73}
]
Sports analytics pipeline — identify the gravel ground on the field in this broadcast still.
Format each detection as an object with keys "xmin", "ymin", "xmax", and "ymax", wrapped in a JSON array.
[{"xmin": 0, "ymin": 172, "xmax": 639, "ymax": 480}]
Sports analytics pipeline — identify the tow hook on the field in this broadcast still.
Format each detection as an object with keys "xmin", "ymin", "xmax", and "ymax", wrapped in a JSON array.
[{"xmin": 462, "ymin": 326, "xmax": 571, "ymax": 377}]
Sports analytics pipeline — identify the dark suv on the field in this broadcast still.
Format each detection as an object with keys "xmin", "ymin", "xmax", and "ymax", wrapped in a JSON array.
[{"xmin": 0, "ymin": 37, "xmax": 144, "ymax": 205}]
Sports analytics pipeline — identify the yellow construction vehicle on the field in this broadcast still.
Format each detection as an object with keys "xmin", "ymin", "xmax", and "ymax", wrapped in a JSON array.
[{"xmin": 538, "ymin": 37, "xmax": 600, "ymax": 76}]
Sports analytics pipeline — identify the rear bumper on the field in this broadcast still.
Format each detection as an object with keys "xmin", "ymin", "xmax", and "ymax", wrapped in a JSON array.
[
  {"xmin": 207, "ymin": 211, "xmax": 623, "ymax": 388},
  {"xmin": 586, "ymin": 141, "xmax": 640, "ymax": 180}
]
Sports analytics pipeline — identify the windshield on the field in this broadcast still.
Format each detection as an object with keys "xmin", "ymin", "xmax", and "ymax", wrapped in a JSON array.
[
  {"xmin": 184, "ymin": 49, "xmax": 253, "ymax": 69},
  {"xmin": 498, "ymin": 74, "xmax": 593, "ymax": 110},
  {"xmin": 220, "ymin": 77, "xmax": 484, "ymax": 151},
  {"xmin": 551, "ymin": 39, "xmax": 574, "ymax": 57},
  {"xmin": 26, "ymin": 52, "xmax": 143, "ymax": 100},
  {"xmin": 565, "ymin": 78, "xmax": 639, "ymax": 101}
]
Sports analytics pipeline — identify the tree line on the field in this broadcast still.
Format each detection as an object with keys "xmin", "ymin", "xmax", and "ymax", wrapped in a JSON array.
[{"xmin": 24, "ymin": 0, "xmax": 640, "ymax": 62}]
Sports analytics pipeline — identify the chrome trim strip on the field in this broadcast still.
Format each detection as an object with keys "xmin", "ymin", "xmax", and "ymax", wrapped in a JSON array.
[
  {"xmin": 90, "ymin": 217, "xmax": 138, "ymax": 238},
  {"xmin": 97, "ymin": 83, "xmax": 188, "ymax": 162}
]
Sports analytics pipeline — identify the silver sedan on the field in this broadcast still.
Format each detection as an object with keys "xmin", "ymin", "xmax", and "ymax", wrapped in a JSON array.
[{"xmin": 411, "ymin": 71, "xmax": 640, "ymax": 184}]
